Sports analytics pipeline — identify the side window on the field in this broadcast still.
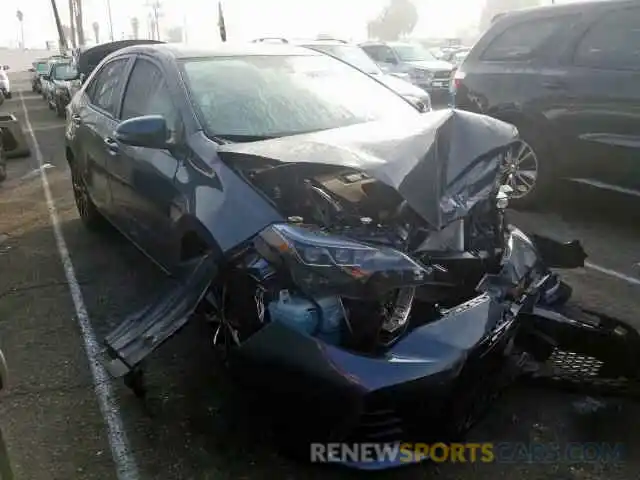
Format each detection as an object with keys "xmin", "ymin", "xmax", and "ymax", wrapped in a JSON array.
[
  {"xmin": 121, "ymin": 59, "xmax": 178, "ymax": 131},
  {"xmin": 87, "ymin": 58, "xmax": 129, "ymax": 116},
  {"xmin": 573, "ymin": 8, "xmax": 640, "ymax": 71},
  {"xmin": 481, "ymin": 15, "xmax": 578, "ymax": 61}
]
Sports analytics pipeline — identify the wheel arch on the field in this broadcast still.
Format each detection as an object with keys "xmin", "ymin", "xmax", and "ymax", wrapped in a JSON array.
[{"xmin": 175, "ymin": 215, "xmax": 223, "ymax": 263}]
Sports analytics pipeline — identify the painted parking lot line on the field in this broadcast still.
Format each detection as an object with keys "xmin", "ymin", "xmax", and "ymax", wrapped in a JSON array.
[
  {"xmin": 585, "ymin": 261, "xmax": 640, "ymax": 287},
  {"xmin": 17, "ymin": 90, "xmax": 140, "ymax": 480}
]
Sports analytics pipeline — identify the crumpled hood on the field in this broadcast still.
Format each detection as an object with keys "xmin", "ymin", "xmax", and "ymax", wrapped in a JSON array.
[{"xmin": 218, "ymin": 109, "xmax": 518, "ymax": 230}]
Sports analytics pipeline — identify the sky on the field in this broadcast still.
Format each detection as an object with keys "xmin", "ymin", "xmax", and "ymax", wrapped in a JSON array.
[{"xmin": 1, "ymin": 0, "xmax": 588, "ymax": 49}]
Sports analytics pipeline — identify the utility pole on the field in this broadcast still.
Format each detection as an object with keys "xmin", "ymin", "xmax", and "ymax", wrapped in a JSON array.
[
  {"xmin": 75, "ymin": 0, "xmax": 86, "ymax": 46},
  {"xmin": 50, "ymin": 0, "xmax": 68, "ymax": 52},
  {"xmin": 68, "ymin": 0, "xmax": 77, "ymax": 48},
  {"xmin": 106, "ymin": 0, "xmax": 115, "ymax": 41}
]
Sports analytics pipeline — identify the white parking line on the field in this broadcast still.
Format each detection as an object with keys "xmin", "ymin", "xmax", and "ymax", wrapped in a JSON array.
[
  {"xmin": 585, "ymin": 261, "xmax": 640, "ymax": 287},
  {"xmin": 17, "ymin": 91, "xmax": 140, "ymax": 480}
]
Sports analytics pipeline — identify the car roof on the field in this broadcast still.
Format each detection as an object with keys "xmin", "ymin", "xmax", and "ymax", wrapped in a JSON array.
[
  {"xmin": 497, "ymin": 0, "xmax": 636, "ymax": 20},
  {"xmin": 115, "ymin": 42, "xmax": 322, "ymax": 60}
]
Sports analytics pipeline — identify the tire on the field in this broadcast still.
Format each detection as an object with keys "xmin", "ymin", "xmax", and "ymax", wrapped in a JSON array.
[
  {"xmin": 499, "ymin": 123, "xmax": 554, "ymax": 210},
  {"xmin": 0, "ymin": 164, "xmax": 6, "ymax": 183},
  {"xmin": 70, "ymin": 162, "xmax": 104, "ymax": 230},
  {"xmin": 4, "ymin": 92, "xmax": 11, "ymax": 100},
  {"xmin": 56, "ymin": 101, "xmax": 65, "ymax": 118}
]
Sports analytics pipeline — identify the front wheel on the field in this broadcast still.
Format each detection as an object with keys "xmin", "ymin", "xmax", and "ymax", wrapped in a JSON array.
[
  {"xmin": 499, "ymin": 128, "xmax": 553, "ymax": 209},
  {"xmin": 56, "ymin": 101, "xmax": 66, "ymax": 118},
  {"xmin": 70, "ymin": 163, "xmax": 104, "ymax": 230}
]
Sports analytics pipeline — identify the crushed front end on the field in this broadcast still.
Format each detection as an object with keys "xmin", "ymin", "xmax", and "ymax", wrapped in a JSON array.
[{"xmin": 100, "ymin": 109, "xmax": 640, "ymax": 470}]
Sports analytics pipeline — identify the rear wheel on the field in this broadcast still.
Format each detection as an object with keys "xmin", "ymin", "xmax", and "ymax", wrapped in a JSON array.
[{"xmin": 70, "ymin": 162, "xmax": 104, "ymax": 230}]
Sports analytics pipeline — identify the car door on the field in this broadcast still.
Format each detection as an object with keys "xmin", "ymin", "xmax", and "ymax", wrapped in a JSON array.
[
  {"xmin": 76, "ymin": 56, "xmax": 133, "ymax": 222},
  {"xmin": 112, "ymin": 56, "xmax": 183, "ymax": 269},
  {"xmin": 555, "ymin": 5, "xmax": 640, "ymax": 193}
]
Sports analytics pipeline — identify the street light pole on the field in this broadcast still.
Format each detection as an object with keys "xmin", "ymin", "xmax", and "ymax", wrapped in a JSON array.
[
  {"xmin": 106, "ymin": 0, "xmax": 115, "ymax": 41},
  {"xmin": 16, "ymin": 10, "xmax": 25, "ymax": 49}
]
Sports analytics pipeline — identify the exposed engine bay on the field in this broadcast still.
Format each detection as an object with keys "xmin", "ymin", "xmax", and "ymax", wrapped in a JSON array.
[{"xmin": 209, "ymin": 162, "xmax": 512, "ymax": 356}]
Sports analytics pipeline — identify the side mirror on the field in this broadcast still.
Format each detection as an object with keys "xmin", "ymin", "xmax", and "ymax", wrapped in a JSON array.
[
  {"xmin": 2, "ymin": 66, "xmax": 9, "ymax": 71},
  {"xmin": 42, "ymin": 74, "xmax": 50, "ymax": 81},
  {"xmin": 28, "ymin": 67, "xmax": 35, "ymax": 72},
  {"xmin": 115, "ymin": 115, "xmax": 169, "ymax": 149}
]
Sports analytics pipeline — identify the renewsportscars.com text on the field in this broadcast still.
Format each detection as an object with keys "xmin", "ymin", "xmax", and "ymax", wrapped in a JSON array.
[{"xmin": 310, "ymin": 442, "xmax": 626, "ymax": 465}]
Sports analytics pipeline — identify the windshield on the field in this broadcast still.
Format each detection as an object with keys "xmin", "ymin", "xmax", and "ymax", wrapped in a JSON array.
[
  {"xmin": 52, "ymin": 63, "xmax": 78, "ymax": 80},
  {"xmin": 393, "ymin": 44, "xmax": 437, "ymax": 62},
  {"xmin": 305, "ymin": 44, "xmax": 382, "ymax": 75},
  {"xmin": 35, "ymin": 62, "xmax": 49, "ymax": 73},
  {"xmin": 182, "ymin": 54, "xmax": 417, "ymax": 140}
]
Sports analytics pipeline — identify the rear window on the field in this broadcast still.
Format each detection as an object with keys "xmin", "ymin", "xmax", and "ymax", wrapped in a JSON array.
[
  {"xmin": 481, "ymin": 15, "xmax": 578, "ymax": 61},
  {"xmin": 573, "ymin": 7, "xmax": 640, "ymax": 71}
]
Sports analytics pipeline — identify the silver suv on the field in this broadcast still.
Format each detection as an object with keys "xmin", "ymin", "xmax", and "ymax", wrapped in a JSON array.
[
  {"xmin": 360, "ymin": 41, "xmax": 454, "ymax": 104},
  {"xmin": 253, "ymin": 37, "xmax": 432, "ymax": 112}
]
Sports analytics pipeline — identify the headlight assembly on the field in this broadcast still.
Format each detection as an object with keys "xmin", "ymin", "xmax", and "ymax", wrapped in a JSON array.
[{"xmin": 254, "ymin": 223, "xmax": 434, "ymax": 296}]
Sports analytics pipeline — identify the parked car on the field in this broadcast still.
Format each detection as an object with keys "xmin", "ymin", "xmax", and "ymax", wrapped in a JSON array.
[
  {"xmin": 60, "ymin": 41, "xmax": 632, "ymax": 469},
  {"xmin": 0, "ymin": 128, "xmax": 7, "ymax": 182},
  {"xmin": 253, "ymin": 37, "xmax": 432, "ymax": 111},
  {"xmin": 30, "ymin": 59, "xmax": 50, "ymax": 93},
  {"xmin": 360, "ymin": 41, "xmax": 454, "ymax": 104},
  {"xmin": 46, "ymin": 62, "xmax": 80, "ymax": 117},
  {"xmin": 0, "ymin": 66, "xmax": 10, "ymax": 100},
  {"xmin": 452, "ymin": 0, "xmax": 640, "ymax": 207},
  {"xmin": 39, "ymin": 56, "xmax": 70, "ymax": 101}
]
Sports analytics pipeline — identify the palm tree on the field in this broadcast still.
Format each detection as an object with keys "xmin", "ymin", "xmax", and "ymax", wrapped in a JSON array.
[
  {"xmin": 131, "ymin": 17, "xmax": 140, "ymax": 39},
  {"xmin": 92, "ymin": 22, "xmax": 100, "ymax": 43}
]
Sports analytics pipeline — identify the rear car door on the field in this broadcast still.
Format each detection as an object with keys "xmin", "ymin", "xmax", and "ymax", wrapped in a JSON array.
[
  {"xmin": 76, "ymin": 56, "xmax": 133, "ymax": 221},
  {"xmin": 113, "ymin": 56, "xmax": 183, "ymax": 269},
  {"xmin": 556, "ymin": 5, "xmax": 640, "ymax": 193}
]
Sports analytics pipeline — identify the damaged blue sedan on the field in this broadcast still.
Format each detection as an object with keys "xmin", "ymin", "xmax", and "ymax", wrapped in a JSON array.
[{"xmin": 64, "ymin": 42, "xmax": 640, "ymax": 469}]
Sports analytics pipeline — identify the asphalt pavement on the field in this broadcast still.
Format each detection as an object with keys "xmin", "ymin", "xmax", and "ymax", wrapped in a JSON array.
[{"xmin": 1, "ymin": 72, "xmax": 640, "ymax": 480}]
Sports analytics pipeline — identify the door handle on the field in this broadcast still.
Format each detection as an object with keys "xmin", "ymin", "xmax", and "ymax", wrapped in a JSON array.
[
  {"xmin": 104, "ymin": 136, "xmax": 119, "ymax": 155},
  {"xmin": 70, "ymin": 113, "xmax": 82, "ymax": 125}
]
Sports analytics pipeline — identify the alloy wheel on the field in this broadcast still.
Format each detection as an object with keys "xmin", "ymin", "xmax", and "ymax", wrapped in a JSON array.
[{"xmin": 500, "ymin": 140, "xmax": 539, "ymax": 199}]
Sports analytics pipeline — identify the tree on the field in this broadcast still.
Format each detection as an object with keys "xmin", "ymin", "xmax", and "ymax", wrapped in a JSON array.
[
  {"xmin": 131, "ymin": 17, "xmax": 139, "ymax": 39},
  {"xmin": 92, "ymin": 21, "xmax": 100, "ymax": 43},
  {"xmin": 16, "ymin": 10, "xmax": 25, "ymax": 49},
  {"xmin": 367, "ymin": 0, "xmax": 418, "ymax": 41}
]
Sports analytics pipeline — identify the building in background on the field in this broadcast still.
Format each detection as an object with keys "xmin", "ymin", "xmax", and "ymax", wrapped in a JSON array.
[{"xmin": 479, "ymin": 0, "xmax": 543, "ymax": 33}]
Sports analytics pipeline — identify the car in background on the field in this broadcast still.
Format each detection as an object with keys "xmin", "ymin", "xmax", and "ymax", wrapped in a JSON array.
[
  {"xmin": 253, "ymin": 37, "xmax": 432, "ymax": 112},
  {"xmin": 39, "ymin": 56, "xmax": 71, "ymax": 101},
  {"xmin": 0, "ymin": 65, "xmax": 10, "ymax": 99},
  {"xmin": 47, "ymin": 62, "xmax": 80, "ymax": 117},
  {"xmin": 30, "ymin": 59, "xmax": 51, "ymax": 93},
  {"xmin": 443, "ymin": 47, "xmax": 471, "ymax": 67},
  {"xmin": 452, "ymin": 0, "xmax": 640, "ymax": 207},
  {"xmin": 360, "ymin": 41, "xmax": 454, "ymax": 104}
]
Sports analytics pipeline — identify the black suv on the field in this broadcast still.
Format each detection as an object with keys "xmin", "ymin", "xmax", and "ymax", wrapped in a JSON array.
[{"xmin": 452, "ymin": 0, "xmax": 640, "ymax": 207}]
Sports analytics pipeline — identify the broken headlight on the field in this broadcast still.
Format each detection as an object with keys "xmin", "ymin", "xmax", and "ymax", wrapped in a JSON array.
[{"xmin": 255, "ymin": 223, "xmax": 434, "ymax": 296}]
